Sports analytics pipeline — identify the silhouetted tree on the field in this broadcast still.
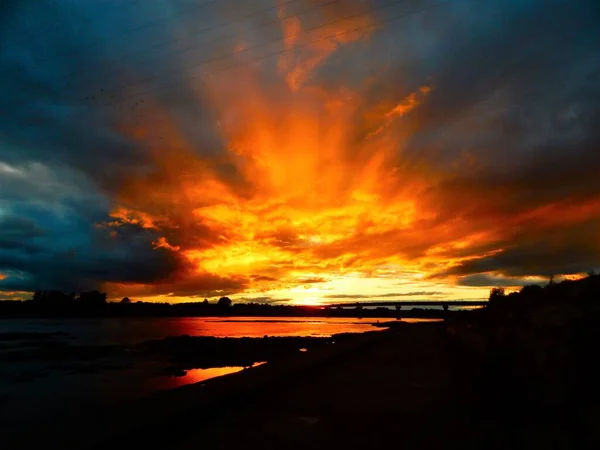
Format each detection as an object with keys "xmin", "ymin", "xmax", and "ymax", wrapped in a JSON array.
[
  {"xmin": 203, "ymin": 298, "xmax": 209, "ymax": 305},
  {"xmin": 489, "ymin": 287, "xmax": 506, "ymax": 303},
  {"xmin": 218, "ymin": 296, "xmax": 232, "ymax": 308},
  {"xmin": 120, "ymin": 297, "xmax": 131, "ymax": 304},
  {"xmin": 355, "ymin": 303, "xmax": 363, "ymax": 319},
  {"xmin": 32, "ymin": 290, "xmax": 73, "ymax": 304}
]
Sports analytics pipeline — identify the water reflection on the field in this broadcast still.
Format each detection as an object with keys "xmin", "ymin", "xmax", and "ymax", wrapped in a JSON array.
[
  {"xmin": 400, "ymin": 318, "xmax": 443, "ymax": 323},
  {"xmin": 0, "ymin": 317, "xmax": 388, "ymax": 346},
  {"xmin": 165, "ymin": 362, "xmax": 267, "ymax": 389},
  {"xmin": 0, "ymin": 361, "xmax": 269, "ymax": 431}
]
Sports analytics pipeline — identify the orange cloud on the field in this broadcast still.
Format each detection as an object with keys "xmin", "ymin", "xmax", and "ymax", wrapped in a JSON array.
[
  {"xmin": 366, "ymin": 86, "xmax": 432, "ymax": 138},
  {"xmin": 152, "ymin": 237, "xmax": 180, "ymax": 252},
  {"xmin": 108, "ymin": 207, "xmax": 158, "ymax": 230},
  {"xmin": 98, "ymin": 3, "xmax": 600, "ymax": 303},
  {"xmin": 277, "ymin": 0, "xmax": 374, "ymax": 91}
]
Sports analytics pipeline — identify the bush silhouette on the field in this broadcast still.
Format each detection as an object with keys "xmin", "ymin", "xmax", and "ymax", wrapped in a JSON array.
[
  {"xmin": 489, "ymin": 287, "xmax": 506, "ymax": 303},
  {"xmin": 218, "ymin": 296, "xmax": 232, "ymax": 308}
]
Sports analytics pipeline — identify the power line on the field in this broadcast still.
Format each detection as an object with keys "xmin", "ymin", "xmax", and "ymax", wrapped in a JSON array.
[
  {"xmin": 0, "ymin": 0, "xmax": 247, "ymax": 77},
  {"xmin": 56, "ymin": 0, "xmax": 337, "ymax": 95},
  {"xmin": 94, "ymin": 0, "xmax": 452, "ymax": 108},
  {"xmin": 2, "ymin": 0, "xmax": 143, "ymax": 47},
  {"xmin": 203, "ymin": 0, "xmax": 453, "ymax": 80},
  {"xmin": 85, "ymin": 0, "xmax": 312, "ymax": 73},
  {"xmin": 87, "ymin": 0, "xmax": 413, "ymax": 104}
]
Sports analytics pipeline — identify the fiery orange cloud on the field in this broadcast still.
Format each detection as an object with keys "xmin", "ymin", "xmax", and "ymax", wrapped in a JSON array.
[
  {"xmin": 153, "ymin": 237, "xmax": 181, "ymax": 252},
  {"xmin": 107, "ymin": 207, "xmax": 158, "ymax": 230},
  {"xmin": 365, "ymin": 87, "xmax": 431, "ymax": 138},
  {"xmin": 96, "ymin": 1, "xmax": 600, "ymax": 303}
]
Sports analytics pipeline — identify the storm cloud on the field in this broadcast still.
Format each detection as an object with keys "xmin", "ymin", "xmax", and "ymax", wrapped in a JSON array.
[{"xmin": 1, "ymin": 0, "xmax": 600, "ymax": 301}]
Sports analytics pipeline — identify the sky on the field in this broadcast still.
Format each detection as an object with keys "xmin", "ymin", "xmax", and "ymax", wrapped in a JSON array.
[{"xmin": 1, "ymin": 0, "xmax": 600, "ymax": 304}]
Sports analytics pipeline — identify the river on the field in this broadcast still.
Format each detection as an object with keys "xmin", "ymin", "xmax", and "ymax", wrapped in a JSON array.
[
  {"xmin": 0, "ymin": 316, "xmax": 410, "ymax": 345},
  {"xmin": 0, "ymin": 316, "xmax": 440, "ymax": 431}
]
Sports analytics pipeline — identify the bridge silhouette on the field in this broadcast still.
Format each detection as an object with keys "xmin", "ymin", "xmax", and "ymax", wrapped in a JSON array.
[{"xmin": 323, "ymin": 300, "xmax": 488, "ymax": 308}]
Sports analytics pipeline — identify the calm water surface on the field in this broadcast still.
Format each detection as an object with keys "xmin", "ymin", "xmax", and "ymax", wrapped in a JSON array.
[
  {"xmin": 0, "ymin": 317, "xmax": 440, "ymax": 430},
  {"xmin": 0, "ymin": 316, "xmax": 397, "ymax": 345}
]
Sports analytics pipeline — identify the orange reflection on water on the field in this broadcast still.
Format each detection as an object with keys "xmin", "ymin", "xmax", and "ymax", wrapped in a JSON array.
[
  {"xmin": 124, "ymin": 317, "xmax": 388, "ymax": 341},
  {"xmin": 170, "ymin": 362, "xmax": 267, "ymax": 388},
  {"xmin": 2, "ymin": 317, "xmax": 388, "ymax": 346},
  {"xmin": 400, "ymin": 318, "xmax": 443, "ymax": 324}
]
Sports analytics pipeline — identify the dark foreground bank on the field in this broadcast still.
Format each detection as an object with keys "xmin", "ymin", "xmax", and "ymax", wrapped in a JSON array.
[
  {"xmin": 142, "ymin": 284, "xmax": 600, "ymax": 450},
  {"xmin": 0, "ymin": 330, "xmax": 363, "ymax": 439},
  {"xmin": 6, "ymin": 319, "xmax": 600, "ymax": 450}
]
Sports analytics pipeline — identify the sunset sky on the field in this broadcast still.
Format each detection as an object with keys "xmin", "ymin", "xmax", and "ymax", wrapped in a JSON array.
[{"xmin": 1, "ymin": 0, "xmax": 600, "ymax": 304}]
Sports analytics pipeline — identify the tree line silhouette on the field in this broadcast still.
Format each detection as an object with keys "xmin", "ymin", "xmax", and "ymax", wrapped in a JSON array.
[
  {"xmin": 444, "ymin": 271, "xmax": 600, "ymax": 447},
  {"xmin": 487, "ymin": 272, "xmax": 600, "ymax": 307},
  {"xmin": 0, "ymin": 291, "xmax": 447, "ymax": 319},
  {"xmin": 5, "ymin": 273, "xmax": 597, "ymax": 319}
]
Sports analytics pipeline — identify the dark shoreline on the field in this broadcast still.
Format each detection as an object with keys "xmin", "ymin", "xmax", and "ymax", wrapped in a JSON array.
[
  {"xmin": 0, "ymin": 326, "xmax": 388, "ymax": 444},
  {"xmin": 3, "ymin": 304, "xmax": 600, "ymax": 450},
  {"xmin": 0, "ymin": 330, "xmax": 369, "ymax": 382},
  {"xmin": 1, "ymin": 325, "xmax": 397, "ymax": 450}
]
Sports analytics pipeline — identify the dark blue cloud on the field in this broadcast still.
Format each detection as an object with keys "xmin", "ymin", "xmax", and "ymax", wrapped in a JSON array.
[
  {"xmin": 0, "ymin": 0, "xmax": 226, "ymax": 294},
  {"xmin": 0, "ymin": 161, "xmax": 181, "ymax": 293}
]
